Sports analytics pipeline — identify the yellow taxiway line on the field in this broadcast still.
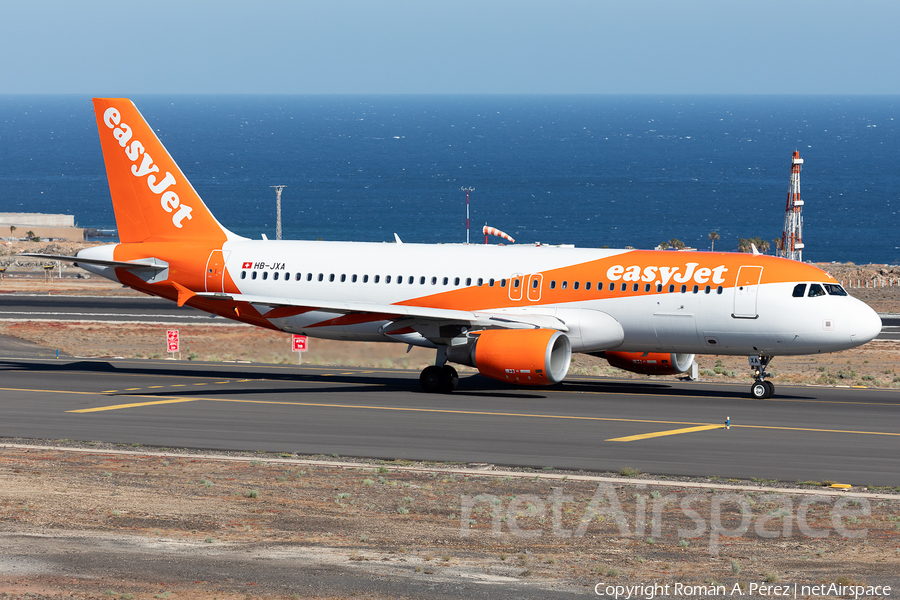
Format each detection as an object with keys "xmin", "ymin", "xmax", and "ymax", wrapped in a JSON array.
[
  {"xmin": 69, "ymin": 398, "xmax": 200, "ymax": 413},
  {"xmin": 606, "ymin": 424, "xmax": 723, "ymax": 442}
]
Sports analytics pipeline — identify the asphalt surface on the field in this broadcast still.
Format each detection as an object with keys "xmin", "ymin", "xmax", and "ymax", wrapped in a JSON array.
[
  {"xmin": 2, "ymin": 353, "xmax": 899, "ymax": 487},
  {"xmin": 0, "ymin": 294, "xmax": 215, "ymax": 323}
]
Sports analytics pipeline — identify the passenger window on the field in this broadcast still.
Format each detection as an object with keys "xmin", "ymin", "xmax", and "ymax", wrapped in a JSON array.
[
  {"xmin": 317, "ymin": 273, "xmax": 323, "ymax": 282},
  {"xmin": 808, "ymin": 283, "xmax": 826, "ymax": 297},
  {"xmin": 573, "ymin": 281, "xmax": 579, "ymax": 290},
  {"xmin": 597, "ymin": 282, "xmax": 604, "ymax": 290},
  {"xmin": 792, "ymin": 283, "xmax": 807, "ymax": 297},
  {"xmin": 251, "ymin": 271, "xmax": 257, "ymax": 280},
  {"xmin": 585, "ymin": 282, "xmax": 591, "ymax": 291},
  {"xmin": 352, "ymin": 274, "xmax": 358, "ymax": 283},
  {"xmin": 386, "ymin": 275, "xmax": 392, "ymax": 283},
  {"xmin": 489, "ymin": 279, "xmax": 495, "ymax": 287},
  {"xmin": 374, "ymin": 275, "xmax": 380, "ymax": 283},
  {"xmin": 241, "ymin": 271, "xmax": 246, "ymax": 280},
  {"xmin": 680, "ymin": 285, "xmax": 686, "ymax": 293},
  {"xmin": 273, "ymin": 272, "xmax": 279, "ymax": 281},
  {"xmin": 409, "ymin": 276, "xmax": 414, "ymax": 284},
  {"xmin": 656, "ymin": 284, "xmax": 662, "ymax": 292},
  {"xmin": 561, "ymin": 281, "xmax": 568, "ymax": 290},
  {"xmin": 550, "ymin": 281, "xmax": 557, "ymax": 290},
  {"xmin": 420, "ymin": 276, "xmax": 426, "ymax": 284},
  {"xmin": 668, "ymin": 284, "xmax": 675, "ymax": 293},
  {"xmin": 692, "ymin": 285, "xmax": 699, "ymax": 293},
  {"xmin": 262, "ymin": 272, "xmax": 268, "ymax": 280},
  {"xmin": 477, "ymin": 278, "xmax": 483, "ymax": 286},
  {"xmin": 632, "ymin": 283, "xmax": 639, "ymax": 292},
  {"xmin": 455, "ymin": 277, "xmax": 460, "ymax": 286},
  {"xmin": 824, "ymin": 283, "xmax": 848, "ymax": 296},
  {"xmin": 620, "ymin": 283, "xmax": 627, "ymax": 292},
  {"xmin": 466, "ymin": 278, "xmax": 472, "ymax": 286},
  {"xmin": 716, "ymin": 286, "xmax": 723, "ymax": 294},
  {"xmin": 644, "ymin": 283, "xmax": 651, "ymax": 292},
  {"xmin": 363, "ymin": 274, "xmax": 369, "ymax": 283},
  {"xmin": 341, "ymin": 274, "xmax": 346, "ymax": 283},
  {"xmin": 532, "ymin": 279, "xmax": 539, "ymax": 288},
  {"xmin": 329, "ymin": 274, "xmax": 335, "ymax": 282},
  {"xmin": 704, "ymin": 285, "xmax": 711, "ymax": 294},
  {"xmin": 609, "ymin": 282, "xmax": 615, "ymax": 292},
  {"xmin": 296, "ymin": 273, "xmax": 302, "ymax": 281},
  {"xmin": 444, "ymin": 277, "xmax": 450, "ymax": 285},
  {"xmin": 512, "ymin": 278, "xmax": 518, "ymax": 288}
]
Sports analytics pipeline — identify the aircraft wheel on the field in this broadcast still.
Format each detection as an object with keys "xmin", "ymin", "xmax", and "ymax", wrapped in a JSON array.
[
  {"xmin": 442, "ymin": 365, "xmax": 459, "ymax": 392},
  {"xmin": 763, "ymin": 380, "xmax": 775, "ymax": 398},
  {"xmin": 750, "ymin": 380, "xmax": 769, "ymax": 399},
  {"xmin": 420, "ymin": 366, "xmax": 444, "ymax": 393}
]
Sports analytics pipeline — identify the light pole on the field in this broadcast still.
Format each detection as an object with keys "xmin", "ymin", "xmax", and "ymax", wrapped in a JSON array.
[
  {"xmin": 461, "ymin": 187, "xmax": 474, "ymax": 244},
  {"xmin": 271, "ymin": 185, "xmax": 286, "ymax": 240}
]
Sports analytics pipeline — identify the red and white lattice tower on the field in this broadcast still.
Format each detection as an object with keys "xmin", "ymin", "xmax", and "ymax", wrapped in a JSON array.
[{"xmin": 779, "ymin": 151, "xmax": 804, "ymax": 261}]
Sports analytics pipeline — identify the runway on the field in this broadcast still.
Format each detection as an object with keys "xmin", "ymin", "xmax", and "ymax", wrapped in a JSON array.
[{"xmin": 2, "ymin": 355, "xmax": 899, "ymax": 487}]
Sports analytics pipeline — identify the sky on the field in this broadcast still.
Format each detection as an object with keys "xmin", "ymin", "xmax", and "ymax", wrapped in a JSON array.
[{"xmin": 2, "ymin": 0, "xmax": 899, "ymax": 95}]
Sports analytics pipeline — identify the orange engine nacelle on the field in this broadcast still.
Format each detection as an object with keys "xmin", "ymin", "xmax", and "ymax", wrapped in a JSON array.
[
  {"xmin": 602, "ymin": 351, "xmax": 694, "ymax": 375},
  {"xmin": 447, "ymin": 328, "xmax": 572, "ymax": 385}
]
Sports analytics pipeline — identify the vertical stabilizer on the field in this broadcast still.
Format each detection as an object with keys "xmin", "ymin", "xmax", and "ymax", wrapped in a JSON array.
[{"xmin": 92, "ymin": 98, "xmax": 238, "ymax": 244}]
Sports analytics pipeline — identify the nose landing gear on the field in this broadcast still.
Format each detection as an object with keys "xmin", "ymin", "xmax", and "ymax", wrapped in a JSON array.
[{"xmin": 749, "ymin": 355, "xmax": 775, "ymax": 399}]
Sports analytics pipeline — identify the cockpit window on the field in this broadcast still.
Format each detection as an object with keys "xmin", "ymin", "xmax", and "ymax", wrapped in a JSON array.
[
  {"xmin": 823, "ymin": 283, "xmax": 848, "ymax": 296},
  {"xmin": 808, "ymin": 283, "xmax": 826, "ymax": 297},
  {"xmin": 792, "ymin": 283, "xmax": 807, "ymax": 298}
]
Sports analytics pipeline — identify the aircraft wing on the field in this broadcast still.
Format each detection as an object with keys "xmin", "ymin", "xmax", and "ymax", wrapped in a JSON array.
[{"xmin": 195, "ymin": 292, "xmax": 568, "ymax": 331}]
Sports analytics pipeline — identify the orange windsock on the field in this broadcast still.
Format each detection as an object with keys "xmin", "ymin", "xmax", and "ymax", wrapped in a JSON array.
[{"xmin": 483, "ymin": 225, "xmax": 515, "ymax": 244}]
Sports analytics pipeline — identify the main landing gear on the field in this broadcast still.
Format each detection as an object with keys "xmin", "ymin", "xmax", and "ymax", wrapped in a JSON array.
[
  {"xmin": 420, "ymin": 364, "xmax": 459, "ymax": 393},
  {"xmin": 749, "ymin": 355, "xmax": 775, "ymax": 399},
  {"xmin": 420, "ymin": 346, "xmax": 459, "ymax": 393}
]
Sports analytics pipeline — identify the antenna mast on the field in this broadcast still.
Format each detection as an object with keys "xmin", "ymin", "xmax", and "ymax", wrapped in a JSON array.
[
  {"xmin": 779, "ymin": 152, "xmax": 804, "ymax": 261},
  {"xmin": 461, "ymin": 187, "xmax": 474, "ymax": 244},
  {"xmin": 271, "ymin": 185, "xmax": 286, "ymax": 240}
]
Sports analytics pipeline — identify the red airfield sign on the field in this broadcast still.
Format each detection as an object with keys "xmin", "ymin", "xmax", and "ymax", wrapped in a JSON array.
[
  {"xmin": 167, "ymin": 330, "xmax": 180, "ymax": 353},
  {"xmin": 292, "ymin": 334, "xmax": 308, "ymax": 352}
]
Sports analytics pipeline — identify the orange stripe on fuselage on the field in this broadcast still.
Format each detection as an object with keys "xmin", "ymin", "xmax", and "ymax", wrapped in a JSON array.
[{"xmin": 392, "ymin": 251, "xmax": 835, "ymax": 312}]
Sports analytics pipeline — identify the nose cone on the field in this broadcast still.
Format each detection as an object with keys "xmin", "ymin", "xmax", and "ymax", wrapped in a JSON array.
[{"xmin": 849, "ymin": 303, "xmax": 882, "ymax": 346}]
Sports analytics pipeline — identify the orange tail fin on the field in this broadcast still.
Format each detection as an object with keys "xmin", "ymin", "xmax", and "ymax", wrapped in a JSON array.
[{"xmin": 92, "ymin": 98, "xmax": 238, "ymax": 244}]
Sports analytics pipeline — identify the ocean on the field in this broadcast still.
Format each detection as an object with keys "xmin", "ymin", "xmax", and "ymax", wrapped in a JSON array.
[{"xmin": 1, "ymin": 95, "xmax": 897, "ymax": 264}]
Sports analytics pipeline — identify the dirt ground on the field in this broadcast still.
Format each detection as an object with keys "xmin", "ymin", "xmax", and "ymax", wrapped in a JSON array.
[
  {"xmin": 3, "ymin": 241, "xmax": 900, "ymax": 598},
  {"xmin": 1, "ymin": 445, "xmax": 899, "ymax": 600}
]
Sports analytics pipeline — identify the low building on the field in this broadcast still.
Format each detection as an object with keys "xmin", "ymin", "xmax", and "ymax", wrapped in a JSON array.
[{"xmin": 0, "ymin": 213, "xmax": 84, "ymax": 241}]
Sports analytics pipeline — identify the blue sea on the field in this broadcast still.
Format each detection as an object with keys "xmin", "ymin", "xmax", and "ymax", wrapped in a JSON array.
[{"xmin": 1, "ymin": 95, "xmax": 898, "ymax": 264}]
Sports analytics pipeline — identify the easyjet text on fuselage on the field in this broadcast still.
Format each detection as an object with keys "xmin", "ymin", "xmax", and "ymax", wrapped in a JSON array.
[{"xmin": 606, "ymin": 262, "xmax": 728, "ymax": 286}]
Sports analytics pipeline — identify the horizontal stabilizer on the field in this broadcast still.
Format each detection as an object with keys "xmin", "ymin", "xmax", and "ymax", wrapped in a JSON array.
[{"xmin": 17, "ymin": 253, "xmax": 168, "ymax": 271}]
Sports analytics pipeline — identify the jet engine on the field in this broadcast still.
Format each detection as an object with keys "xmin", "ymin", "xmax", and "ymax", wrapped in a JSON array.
[
  {"xmin": 447, "ymin": 328, "xmax": 571, "ymax": 385},
  {"xmin": 600, "ymin": 351, "xmax": 694, "ymax": 375}
]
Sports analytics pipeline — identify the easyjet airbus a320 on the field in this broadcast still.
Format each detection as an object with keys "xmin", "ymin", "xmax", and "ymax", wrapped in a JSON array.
[{"xmin": 26, "ymin": 99, "xmax": 882, "ymax": 398}]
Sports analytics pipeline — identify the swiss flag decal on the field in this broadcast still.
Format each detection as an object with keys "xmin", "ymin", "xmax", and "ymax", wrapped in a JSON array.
[{"xmin": 242, "ymin": 262, "xmax": 252, "ymax": 269}]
